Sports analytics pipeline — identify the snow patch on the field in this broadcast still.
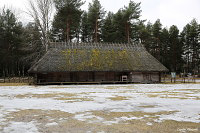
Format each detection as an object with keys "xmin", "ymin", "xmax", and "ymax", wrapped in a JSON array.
[
  {"xmin": 45, "ymin": 122, "xmax": 58, "ymax": 127},
  {"xmin": 3, "ymin": 121, "xmax": 38, "ymax": 133},
  {"xmin": 0, "ymin": 83, "xmax": 200, "ymax": 129},
  {"xmin": 75, "ymin": 112, "xmax": 104, "ymax": 122}
]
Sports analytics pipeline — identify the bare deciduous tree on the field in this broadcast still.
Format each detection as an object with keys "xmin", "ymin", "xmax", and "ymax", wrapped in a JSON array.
[{"xmin": 27, "ymin": 0, "xmax": 53, "ymax": 51}]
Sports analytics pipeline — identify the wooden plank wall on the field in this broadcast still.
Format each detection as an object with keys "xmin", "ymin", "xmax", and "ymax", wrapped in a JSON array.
[
  {"xmin": 131, "ymin": 72, "xmax": 160, "ymax": 83},
  {"xmin": 37, "ymin": 71, "xmax": 161, "ymax": 83}
]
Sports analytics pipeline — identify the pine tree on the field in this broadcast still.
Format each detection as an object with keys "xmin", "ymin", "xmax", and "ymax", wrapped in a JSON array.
[
  {"xmin": 88, "ymin": 0, "xmax": 105, "ymax": 42},
  {"xmin": 0, "ymin": 9, "xmax": 23, "ymax": 76},
  {"xmin": 160, "ymin": 28, "xmax": 170, "ymax": 69},
  {"xmin": 169, "ymin": 25, "xmax": 182, "ymax": 72},
  {"xmin": 80, "ymin": 12, "xmax": 89, "ymax": 42},
  {"xmin": 138, "ymin": 21, "xmax": 152, "ymax": 51},
  {"xmin": 112, "ymin": 10, "xmax": 126, "ymax": 43},
  {"xmin": 52, "ymin": 0, "xmax": 84, "ymax": 42},
  {"xmin": 122, "ymin": 1, "xmax": 141, "ymax": 43},
  {"xmin": 152, "ymin": 19, "xmax": 162, "ymax": 60},
  {"xmin": 102, "ymin": 12, "xmax": 115, "ymax": 42},
  {"xmin": 181, "ymin": 19, "xmax": 200, "ymax": 73},
  {"xmin": 22, "ymin": 22, "xmax": 43, "ymax": 65}
]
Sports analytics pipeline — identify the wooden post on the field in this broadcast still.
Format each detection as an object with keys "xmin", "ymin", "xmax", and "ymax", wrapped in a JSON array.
[
  {"xmin": 22, "ymin": 66, "xmax": 25, "ymax": 83},
  {"xmin": 8, "ymin": 72, "xmax": 10, "ymax": 83},
  {"xmin": 93, "ymin": 72, "xmax": 95, "ymax": 82},
  {"xmin": 28, "ymin": 75, "xmax": 30, "ymax": 84},
  {"xmin": 184, "ymin": 74, "xmax": 185, "ymax": 83},
  {"xmin": 164, "ymin": 72, "xmax": 166, "ymax": 83},
  {"xmin": 104, "ymin": 72, "xmax": 106, "ymax": 82},
  {"xmin": 18, "ymin": 70, "xmax": 20, "ymax": 83},
  {"xmin": 13, "ymin": 74, "xmax": 15, "ymax": 83},
  {"xmin": 159, "ymin": 72, "xmax": 161, "ymax": 83},
  {"xmin": 34, "ymin": 74, "xmax": 37, "ymax": 84},
  {"xmin": 3, "ymin": 70, "xmax": 5, "ymax": 83},
  {"xmin": 193, "ymin": 75, "xmax": 196, "ymax": 83}
]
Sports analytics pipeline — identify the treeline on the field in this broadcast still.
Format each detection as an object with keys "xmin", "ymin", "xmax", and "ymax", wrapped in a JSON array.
[{"xmin": 0, "ymin": 0, "xmax": 200, "ymax": 77}]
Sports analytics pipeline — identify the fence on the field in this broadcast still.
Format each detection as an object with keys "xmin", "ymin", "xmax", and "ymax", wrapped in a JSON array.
[
  {"xmin": 161, "ymin": 74, "xmax": 198, "ymax": 83},
  {"xmin": 0, "ymin": 77, "xmax": 34, "ymax": 84}
]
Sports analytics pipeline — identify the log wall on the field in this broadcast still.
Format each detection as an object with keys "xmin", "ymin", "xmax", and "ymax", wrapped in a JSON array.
[
  {"xmin": 131, "ymin": 72, "xmax": 160, "ymax": 83},
  {"xmin": 36, "ymin": 71, "xmax": 161, "ymax": 84}
]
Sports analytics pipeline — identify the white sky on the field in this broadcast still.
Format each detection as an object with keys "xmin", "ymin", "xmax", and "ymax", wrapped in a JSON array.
[{"xmin": 0, "ymin": 0, "xmax": 200, "ymax": 30}]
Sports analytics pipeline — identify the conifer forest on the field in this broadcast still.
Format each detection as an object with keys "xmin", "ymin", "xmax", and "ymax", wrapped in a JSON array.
[{"xmin": 0, "ymin": 0, "xmax": 200, "ymax": 77}]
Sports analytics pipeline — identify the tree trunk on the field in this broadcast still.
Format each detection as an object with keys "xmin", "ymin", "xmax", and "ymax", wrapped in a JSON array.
[
  {"xmin": 95, "ymin": 18, "xmax": 98, "ymax": 43},
  {"xmin": 3, "ymin": 70, "xmax": 5, "ymax": 83},
  {"xmin": 127, "ymin": 24, "xmax": 130, "ymax": 43},
  {"xmin": 157, "ymin": 38, "xmax": 161, "ymax": 61},
  {"xmin": 45, "ymin": 43, "xmax": 48, "ymax": 51},
  {"xmin": 125, "ymin": 22, "xmax": 130, "ymax": 43},
  {"xmin": 66, "ymin": 20, "xmax": 70, "ymax": 42}
]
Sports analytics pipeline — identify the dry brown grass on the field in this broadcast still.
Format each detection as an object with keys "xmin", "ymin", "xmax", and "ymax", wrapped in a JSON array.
[
  {"xmin": 105, "ymin": 86, "xmax": 135, "ymax": 90},
  {"xmin": 162, "ymin": 81, "xmax": 200, "ymax": 84},
  {"xmin": 0, "ymin": 83, "xmax": 29, "ymax": 86},
  {"xmin": 176, "ymin": 89, "xmax": 200, "ymax": 93},
  {"xmin": 15, "ymin": 93, "xmax": 77, "ymax": 99},
  {"xmin": 109, "ymin": 96, "xmax": 130, "ymax": 101},
  {"xmin": 91, "ymin": 111, "xmax": 178, "ymax": 120},
  {"xmin": 56, "ymin": 97, "xmax": 93, "ymax": 102},
  {"xmin": 49, "ymin": 86, "xmax": 73, "ymax": 89},
  {"xmin": 2, "ymin": 109, "xmax": 200, "ymax": 133},
  {"xmin": 15, "ymin": 93, "xmax": 93, "ymax": 102},
  {"xmin": 138, "ymin": 105, "xmax": 156, "ymax": 108},
  {"xmin": 9, "ymin": 109, "xmax": 73, "ymax": 122},
  {"xmin": 146, "ymin": 89, "xmax": 200, "ymax": 100}
]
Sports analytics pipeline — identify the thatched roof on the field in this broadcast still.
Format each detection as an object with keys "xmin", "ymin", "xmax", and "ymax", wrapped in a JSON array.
[{"xmin": 28, "ymin": 42, "xmax": 168, "ymax": 73}]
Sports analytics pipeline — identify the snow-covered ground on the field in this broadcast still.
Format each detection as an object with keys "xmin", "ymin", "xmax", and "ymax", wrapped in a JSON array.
[{"xmin": 0, "ymin": 84, "xmax": 200, "ymax": 133}]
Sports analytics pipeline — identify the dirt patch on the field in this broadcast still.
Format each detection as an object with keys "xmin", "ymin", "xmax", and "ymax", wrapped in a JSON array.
[
  {"xmin": 138, "ymin": 105, "xmax": 156, "ymax": 108},
  {"xmin": 49, "ymin": 86, "xmax": 73, "ymax": 89},
  {"xmin": 146, "ymin": 90, "xmax": 200, "ymax": 100},
  {"xmin": 160, "ymin": 96, "xmax": 188, "ymax": 100},
  {"xmin": 147, "ymin": 94, "xmax": 200, "ymax": 100},
  {"xmin": 105, "ymin": 86, "xmax": 134, "ymax": 90},
  {"xmin": 72, "ymin": 110, "xmax": 200, "ymax": 133},
  {"xmin": 15, "ymin": 93, "xmax": 93, "ymax": 102},
  {"xmin": 1, "ymin": 84, "xmax": 200, "ymax": 133},
  {"xmin": 2, "ymin": 109, "xmax": 200, "ymax": 133},
  {"xmin": 86, "ymin": 111, "xmax": 200, "ymax": 133},
  {"xmin": 91, "ymin": 111, "xmax": 177, "ymax": 120},
  {"xmin": 109, "ymin": 120, "xmax": 200, "ymax": 133},
  {"xmin": 15, "ymin": 93, "xmax": 77, "ymax": 99},
  {"xmin": 109, "ymin": 96, "xmax": 130, "ymax": 101},
  {"xmin": 56, "ymin": 97, "xmax": 93, "ymax": 102},
  {"xmin": 147, "ymin": 94, "xmax": 159, "ymax": 98},
  {"xmin": 3, "ymin": 109, "xmax": 74, "ymax": 132},
  {"xmin": 0, "ymin": 83, "xmax": 29, "ymax": 86},
  {"xmin": 176, "ymin": 89, "xmax": 200, "ymax": 93}
]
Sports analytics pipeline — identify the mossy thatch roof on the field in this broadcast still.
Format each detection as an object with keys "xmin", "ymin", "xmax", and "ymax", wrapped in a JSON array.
[{"xmin": 28, "ymin": 42, "xmax": 168, "ymax": 73}]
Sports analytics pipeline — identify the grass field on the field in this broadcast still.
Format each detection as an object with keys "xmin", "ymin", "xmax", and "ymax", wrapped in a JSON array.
[{"xmin": 0, "ymin": 84, "xmax": 200, "ymax": 133}]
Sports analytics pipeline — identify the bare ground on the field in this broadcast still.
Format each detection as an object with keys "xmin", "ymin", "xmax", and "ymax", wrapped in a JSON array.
[{"xmin": 0, "ymin": 84, "xmax": 200, "ymax": 133}]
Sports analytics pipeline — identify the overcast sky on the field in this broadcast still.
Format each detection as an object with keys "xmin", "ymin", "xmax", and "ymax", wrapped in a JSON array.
[{"xmin": 0, "ymin": 0, "xmax": 200, "ymax": 30}]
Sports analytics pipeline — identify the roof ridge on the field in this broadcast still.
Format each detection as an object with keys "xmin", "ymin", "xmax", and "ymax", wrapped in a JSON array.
[{"xmin": 48, "ymin": 42, "xmax": 146, "ymax": 51}]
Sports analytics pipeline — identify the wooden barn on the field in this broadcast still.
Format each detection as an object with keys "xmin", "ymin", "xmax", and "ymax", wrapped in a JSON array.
[{"xmin": 28, "ymin": 42, "xmax": 168, "ymax": 84}]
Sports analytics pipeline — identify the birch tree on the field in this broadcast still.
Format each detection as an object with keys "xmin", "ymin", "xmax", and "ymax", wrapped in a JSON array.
[{"xmin": 27, "ymin": 0, "xmax": 53, "ymax": 51}]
